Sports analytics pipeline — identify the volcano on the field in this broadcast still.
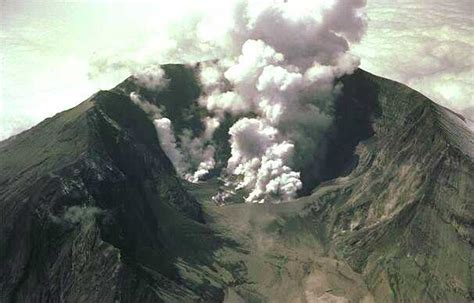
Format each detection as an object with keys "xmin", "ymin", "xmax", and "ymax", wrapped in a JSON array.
[{"xmin": 1, "ymin": 65, "xmax": 473, "ymax": 302}]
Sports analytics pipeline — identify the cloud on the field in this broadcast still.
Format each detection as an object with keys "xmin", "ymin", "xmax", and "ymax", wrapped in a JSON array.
[
  {"xmin": 1, "ymin": 1, "xmax": 167, "ymax": 140},
  {"xmin": 134, "ymin": 65, "xmax": 170, "ymax": 91},
  {"xmin": 63, "ymin": 206, "xmax": 102, "ymax": 229},
  {"xmin": 352, "ymin": 0, "xmax": 474, "ymax": 123},
  {"xmin": 130, "ymin": 92, "xmax": 162, "ymax": 118},
  {"xmin": 178, "ymin": 125, "xmax": 218, "ymax": 182},
  {"xmin": 3, "ymin": 0, "xmax": 367, "ymax": 203},
  {"xmin": 153, "ymin": 116, "xmax": 220, "ymax": 182},
  {"xmin": 189, "ymin": 145, "xmax": 216, "ymax": 181},
  {"xmin": 198, "ymin": 91, "xmax": 247, "ymax": 116},
  {"xmin": 121, "ymin": 0, "xmax": 365, "ymax": 202},
  {"xmin": 202, "ymin": 116, "xmax": 220, "ymax": 141},
  {"xmin": 227, "ymin": 118, "xmax": 302, "ymax": 203},
  {"xmin": 153, "ymin": 117, "xmax": 189, "ymax": 175},
  {"xmin": 130, "ymin": 72, "xmax": 214, "ymax": 182},
  {"xmin": 190, "ymin": 0, "xmax": 366, "ymax": 203},
  {"xmin": 131, "ymin": 89, "xmax": 218, "ymax": 182},
  {"xmin": 2, "ymin": 0, "xmax": 471, "ymax": 142}
]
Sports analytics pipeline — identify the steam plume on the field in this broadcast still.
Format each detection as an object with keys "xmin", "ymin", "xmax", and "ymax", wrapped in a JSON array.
[
  {"xmin": 127, "ymin": 0, "xmax": 367, "ymax": 202},
  {"xmin": 134, "ymin": 64, "xmax": 170, "ymax": 92},
  {"xmin": 193, "ymin": 0, "xmax": 366, "ymax": 202},
  {"xmin": 131, "ymin": 89, "xmax": 218, "ymax": 182}
]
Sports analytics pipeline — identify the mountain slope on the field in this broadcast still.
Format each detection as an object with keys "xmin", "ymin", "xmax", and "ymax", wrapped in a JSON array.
[
  {"xmin": 0, "ymin": 65, "xmax": 472, "ymax": 302},
  {"xmin": 305, "ymin": 71, "xmax": 473, "ymax": 301},
  {"xmin": 186, "ymin": 69, "xmax": 474, "ymax": 302},
  {"xmin": 0, "ymin": 89, "xmax": 229, "ymax": 302}
]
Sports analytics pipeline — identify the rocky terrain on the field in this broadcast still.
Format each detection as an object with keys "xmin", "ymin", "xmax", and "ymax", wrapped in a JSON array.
[{"xmin": 0, "ymin": 65, "xmax": 472, "ymax": 302}]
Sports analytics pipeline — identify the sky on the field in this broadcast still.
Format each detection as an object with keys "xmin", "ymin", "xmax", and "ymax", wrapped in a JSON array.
[
  {"xmin": 352, "ymin": 0, "xmax": 474, "ymax": 124},
  {"xmin": 0, "ymin": 0, "xmax": 473, "ymax": 140}
]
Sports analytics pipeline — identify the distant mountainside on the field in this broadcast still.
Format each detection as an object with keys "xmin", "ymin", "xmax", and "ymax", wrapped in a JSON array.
[{"xmin": 1, "ymin": 65, "xmax": 472, "ymax": 302}]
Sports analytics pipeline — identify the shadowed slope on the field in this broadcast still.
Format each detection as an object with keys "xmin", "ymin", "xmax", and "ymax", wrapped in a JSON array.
[
  {"xmin": 0, "ymin": 90, "xmax": 231, "ymax": 302},
  {"xmin": 0, "ymin": 65, "xmax": 472, "ymax": 302}
]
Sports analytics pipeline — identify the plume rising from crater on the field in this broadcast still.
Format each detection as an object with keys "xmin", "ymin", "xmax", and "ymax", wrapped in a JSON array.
[
  {"xmin": 129, "ymin": 0, "xmax": 367, "ymax": 203},
  {"xmin": 194, "ymin": 0, "xmax": 366, "ymax": 203}
]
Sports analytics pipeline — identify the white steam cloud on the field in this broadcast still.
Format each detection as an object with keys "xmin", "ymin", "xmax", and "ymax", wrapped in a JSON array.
[
  {"xmin": 130, "ymin": 73, "xmax": 190, "ymax": 177},
  {"xmin": 131, "ymin": 84, "xmax": 218, "ymax": 182},
  {"xmin": 3, "ymin": 1, "xmax": 471, "ymax": 141},
  {"xmin": 154, "ymin": 117, "xmax": 189, "ymax": 175},
  {"xmin": 134, "ymin": 64, "xmax": 170, "ymax": 92},
  {"xmin": 128, "ymin": 0, "xmax": 367, "ymax": 202},
  {"xmin": 179, "ymin": 129, "xmax": 217, "ymax": 182},
  {"xmin": 62, "ymin": 206, "xmax": 102, "ymax": 230},
  {"xmin": 227, "ymin": 118, "xmax": 302, "ymax": 203},
  {"xmin": 7, "ymin": 0, "xmax": 367, "ymax": 203},
  {"xmin": 130, "ymin": 91, "xmax": 162, "ymax": 118},
  {"xmin": 181, "ymin": 116, "xmax": 221, "ymax": 182},
  {"xmin": 188, "ymin": 0, "xmax": 367, "ymax": 203},
  {"xmin": 153, "ymin": 116, "xmax": 219, "ymax": 182}
]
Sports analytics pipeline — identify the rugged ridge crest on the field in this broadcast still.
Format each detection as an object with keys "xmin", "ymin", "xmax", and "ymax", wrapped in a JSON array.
[{"xmin": 0, "ymin": 65, "xmax": 472, "ymax": 302}]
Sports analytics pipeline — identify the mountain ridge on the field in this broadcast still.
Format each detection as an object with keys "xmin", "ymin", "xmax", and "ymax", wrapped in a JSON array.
[{"xmin": 0, "ymin": 66, "xmax": 472, "ymax": 302}]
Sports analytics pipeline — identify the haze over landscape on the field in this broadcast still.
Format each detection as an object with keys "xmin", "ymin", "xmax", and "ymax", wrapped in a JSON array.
[{"xmin": 1, "ymin": 0, "xmax": 473, "ymax": 140}]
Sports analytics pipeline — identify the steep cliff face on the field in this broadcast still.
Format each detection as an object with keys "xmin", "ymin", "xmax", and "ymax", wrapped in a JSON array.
[
  {"xmin": 0, "ymin": 90, "xmax": 226, "ymax": 302},
  {"xmin": 185, "ymin": 69, "xmax": 473, "ymax": 302},
  {"xmin": 0, "ymin": 65, "xmax": 472, "ymax": 303},
  {"xmin": 311, "ymin": 71, "xmax": 474, "ymax": 301}
]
